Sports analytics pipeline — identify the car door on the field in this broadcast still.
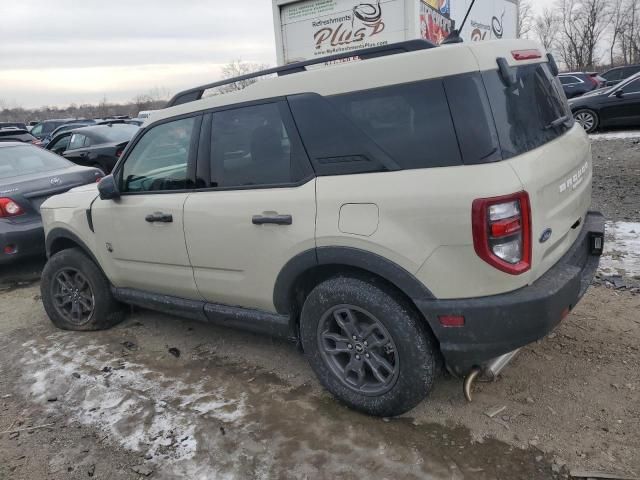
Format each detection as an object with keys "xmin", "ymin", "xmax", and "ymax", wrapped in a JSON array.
[
  {"xmin": 63, "ymin": 133, "xmax": 91, "ymax": 165},
  {"xmin": 560, "ymin": 75, "xmax": 583, "ymax": 98},
  {"xmin": 601, "ymin": 78, "xmax": 640, "ymax": 126},
  {"xmin": 91, "ymin": 114, "xmax": 203, "ymax": 299},
  {"xmin": 183, "ymin": 101, "xmax": 316, "ymax": 313}
]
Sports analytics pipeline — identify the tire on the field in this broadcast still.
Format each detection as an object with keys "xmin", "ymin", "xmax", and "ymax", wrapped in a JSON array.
[
  {"xmin": 574, "ymin": 109, "xmax": 599, "ymax": 133},
  {"xmin": 41, "ymin": 248, "xmax": 124, "ymax": 331},
  {"xmin": 300, "ymin": 276, "xmax": 436, "ymax": 417}
]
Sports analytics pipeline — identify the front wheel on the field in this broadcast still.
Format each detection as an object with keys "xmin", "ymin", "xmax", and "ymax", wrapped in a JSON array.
[
  {"xmin": 41, "ymin": 248, "xmax": 124, "ymax": 331},
  {"xmin": 300, "ymin": 276, "xmax": 437, "ymax": 417},
  {"xmin": 574, "ymin": 109, "xmax": 599, "ymax": 133}
]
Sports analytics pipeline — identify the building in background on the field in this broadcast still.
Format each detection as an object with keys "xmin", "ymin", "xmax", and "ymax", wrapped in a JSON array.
[{"xmin": 272, "ymin": 0, "xmax": 518, "ymax": 65}]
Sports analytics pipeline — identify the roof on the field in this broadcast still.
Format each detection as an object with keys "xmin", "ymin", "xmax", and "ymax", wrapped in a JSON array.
[
  {"xmin": 149, "ymin": 38, "xmax": 544, "ymax": 127},
  {"xmin": 0, "ymin": 141, "xmax": 25, "ymax": 148}
]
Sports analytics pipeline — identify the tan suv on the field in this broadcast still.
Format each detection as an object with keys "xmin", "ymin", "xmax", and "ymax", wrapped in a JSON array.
[{"xmin": 40, "ymin": 39, "xmax": 605, "ymax": 416}]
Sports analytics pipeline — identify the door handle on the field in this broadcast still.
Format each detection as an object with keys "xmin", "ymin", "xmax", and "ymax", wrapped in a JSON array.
[
  {"xmin": 145, "ymin": 212, "xmax": 173, "ymax": 223},
  {"xmin": 252, "ymin": 214, "xmax": 292, "ymax": 225}
]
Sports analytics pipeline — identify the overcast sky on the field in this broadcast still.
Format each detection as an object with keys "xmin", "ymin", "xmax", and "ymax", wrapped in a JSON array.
[{"xmin": 1, "ymin": 0, "xmax": 556, "ymax": 109}]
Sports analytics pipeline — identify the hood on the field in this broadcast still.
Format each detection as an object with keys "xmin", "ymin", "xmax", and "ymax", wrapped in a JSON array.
[{"xmin": 40, "ymin": 182, "xmax": 99, "ymax": 209}]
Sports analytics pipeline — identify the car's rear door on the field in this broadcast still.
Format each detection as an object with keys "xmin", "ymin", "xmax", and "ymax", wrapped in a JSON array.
[
  {"xmin": 183, "ymin": 101, "xmax": 316, "ymax": 313},
  {"xmin": 91, "ymin": 115, "xmax": 202, "ymax": 299}
]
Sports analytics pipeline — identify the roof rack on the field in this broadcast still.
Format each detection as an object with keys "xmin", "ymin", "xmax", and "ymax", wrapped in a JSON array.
[{"xmin": 165, "ymin": 39, "xmax": 437, "ymax": 108}]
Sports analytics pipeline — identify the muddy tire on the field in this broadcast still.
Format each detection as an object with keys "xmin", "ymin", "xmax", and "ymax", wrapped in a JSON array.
[
  {"xmin": 574, "ymin": 109, "xmax": 599, "ymax": 133},
  {"xmin": 41, "ymin": 248, "xmax": 124, "ymax": 331},
  {"xmin": 300, "ymin": 276, "xmax": 436, "ymax": 417}
]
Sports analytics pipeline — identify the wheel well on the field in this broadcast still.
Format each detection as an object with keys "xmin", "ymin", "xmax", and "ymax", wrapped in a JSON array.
[
  {"xmin": 289, "ymin": 264, "xmax": 440, "ymax": 350},
  {"xmin": 49, "ymin": 236, "xmax": 82, "ymax": 256}
]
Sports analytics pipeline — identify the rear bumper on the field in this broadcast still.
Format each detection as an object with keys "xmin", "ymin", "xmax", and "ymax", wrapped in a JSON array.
[
  {"xmin": 0, "ymin": 217, "xmax": 45, "ymax": 264},
  {"xmin": 416, "ymin": 211, "xmax": 605, "ymax": 375}
]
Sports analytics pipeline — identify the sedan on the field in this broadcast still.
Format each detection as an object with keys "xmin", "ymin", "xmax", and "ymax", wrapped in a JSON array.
[
  {"xmin": 0, "ymin": 142, "xmax": 102, "ymax": 263},
  {"xmin": 40, "ymin": 123, "xmax": 96, "ymax": 148},
  {"xmin": 46, "ymin": 124, "xmax": 139, "ymax": 173},
  {"xmin": 569, "ymin": 72, "xmax": 640, "ymax": 133}
]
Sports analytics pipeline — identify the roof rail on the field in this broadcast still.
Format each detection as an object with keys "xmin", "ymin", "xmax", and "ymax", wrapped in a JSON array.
[{"xmin": 165, "ymin": 39, "xmax": 437, "ymax": 108}]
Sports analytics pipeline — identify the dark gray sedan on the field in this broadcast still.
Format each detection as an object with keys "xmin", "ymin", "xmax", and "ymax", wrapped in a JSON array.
[{"xmin": 0, "ymin": 142, "xmax": 103, "ymax": 263}]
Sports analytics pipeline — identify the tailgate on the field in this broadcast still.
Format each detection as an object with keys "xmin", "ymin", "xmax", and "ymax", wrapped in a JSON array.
[{"xmin": 507, "ymin": 124, "xmax": 592, "ymax": 282}]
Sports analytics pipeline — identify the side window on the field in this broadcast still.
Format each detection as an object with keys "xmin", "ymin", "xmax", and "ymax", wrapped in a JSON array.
[
  {"xmin": 68, "ymin": 134, "xmax": 86, "ymax": 150},
  {"xmin": 210, "ymin": 102, "xmax": 307, "ymax": 188},
  {"xmin": 559, "ymin": 77, "xmax": 571, "ymax": 85},
  {"xmin": 603, "ymin": 69, "xmax": 621, "ymax": 81},
  {"xmin": 30, "ymin": 124, "xmax": 43, "ymax": 137},
  {"xmin": 50, "ymin": 135, "xmax": 71, "ymax": 153},
  {"xmin": 83, "ymin": 136, "xmax": 92, "ymax": 147},
  {"xmin": 329, "ymin": 80, "xmax": 462, "ymax": 169},
  {"xmin": 120, "ymin": 116, "xmax": 197, "ymax": 193},
  {"xmin": 623, "ymin": 78, "xmax": 640, "ymax": 94}
]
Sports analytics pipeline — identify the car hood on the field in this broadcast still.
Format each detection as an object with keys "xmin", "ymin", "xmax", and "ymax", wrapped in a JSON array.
[{"xmin": 40, "ymin": 180, "xmax": 100, "ymax": 209}]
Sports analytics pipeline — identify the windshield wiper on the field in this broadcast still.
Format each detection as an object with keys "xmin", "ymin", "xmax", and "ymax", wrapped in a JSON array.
[{"xmin": 544, "ymin": 115, "xmax": 571, "ymax": 130}]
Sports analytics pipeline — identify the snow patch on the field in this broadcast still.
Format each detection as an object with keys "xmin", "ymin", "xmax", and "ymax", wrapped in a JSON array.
[
  {"xmin": 598, "ymin": 221, "xmax": 640, "ymax": 278},
  {"xmin": 20, "ymin": 338, "xmax": 248, "ymax": 479},
  {"xmin": 589, "ymin": 130, "xmax": 640, "ymax": 141}
]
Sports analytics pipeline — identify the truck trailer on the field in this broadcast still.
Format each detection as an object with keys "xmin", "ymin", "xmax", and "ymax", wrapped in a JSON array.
[{"xmin": 272, "ymin": 0, "xmax": 518, "ymax": 65}]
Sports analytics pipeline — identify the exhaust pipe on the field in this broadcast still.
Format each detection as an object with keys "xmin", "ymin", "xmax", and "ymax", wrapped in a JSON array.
[{"xmin": 463, "ymin": 348, "xmax": 521, "ymax": 402}]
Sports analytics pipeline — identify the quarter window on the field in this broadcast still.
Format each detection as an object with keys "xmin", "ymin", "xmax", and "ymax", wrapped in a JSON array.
[
  {"xmin": 68, "ymin": 134, "xmax": 87, "ymax": 150},
  {"xmin": 622, "ymin": 78, "xmax": 640, "ymax": 94},
  {"xmin": 329, "ymin": 80, "xmax": 462, "ymax": 169},
  {"xmin": 210, "ymin": 102, "xmax": 306, "ymax": 188},
  {"xmin": 120, "ymin": 116, "xmax": 196, "ymax": 192}
]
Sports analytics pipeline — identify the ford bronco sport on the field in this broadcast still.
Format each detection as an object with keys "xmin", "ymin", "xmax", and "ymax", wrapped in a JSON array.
[{"xmin": 40, "ymin": 39, "xmax": 605, "ymax": 416}]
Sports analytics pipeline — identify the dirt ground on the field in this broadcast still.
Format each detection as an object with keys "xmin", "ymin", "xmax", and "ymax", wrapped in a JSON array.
[{"xmin": 0, "ymin": 137, "xmax": 639, "ymax": 480}]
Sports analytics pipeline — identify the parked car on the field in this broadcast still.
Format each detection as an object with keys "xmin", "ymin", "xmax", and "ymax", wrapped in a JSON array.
[
  {"xmin": 0, "ymin": 127, "xmax": 38, "ymax": 144},
  {"xmin": 46, "ymin": 124, "xmax": 138, "ymax": 173},
  {"xmin": 569, "ymin": 72, "xmax": 640, "ymax": 133},
  {"xmin": 0, "ymin": 142, "xmax": 102, "ymax": 263},
  {"xmin": 600, "ymin": 64, "xmax": 640, "ymax": 87},
  {"xmin": 0, "ymin": 122, "xmax": 28, "ymax": 130},
  {"xmin": 558, "ymin": 72, "xmax": 602, "ymax": 98},
  {"xmin": 29, "ymin": 118, "xmax": 95, "ymax": 141},
  {"xmin": 39, "ymin": 39, "xmax": 604, "ymax": 417},
  {"xmin": 40, "ymin": 123, "xmax": 97, "ymax": 148}
]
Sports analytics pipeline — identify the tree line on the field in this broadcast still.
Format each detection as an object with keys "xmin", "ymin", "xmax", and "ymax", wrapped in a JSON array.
[{"xmin": 520, "ymin": 0, "xmax": 640, "ymax": 71}]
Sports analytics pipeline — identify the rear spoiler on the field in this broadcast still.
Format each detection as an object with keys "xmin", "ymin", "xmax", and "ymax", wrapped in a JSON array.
[{"xmin": 497, "ymin": 51, "xmax": 560, "ymax": 87}]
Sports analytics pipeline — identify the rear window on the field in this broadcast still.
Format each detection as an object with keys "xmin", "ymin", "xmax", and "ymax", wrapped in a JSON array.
[
  {"xmin": 95, "ymin": 125, "xmax": 138, "ymax": 143},
  {"xmin": 0, "ymin": 145, "xmax": 70, "ymax": 179},
  {"xmin": 482, "ymin": 63, "xmax": 573, "ymax": 159},
  {"xmin": 329, "ymin": 80, "xmax": 461, "ymax": 169}
]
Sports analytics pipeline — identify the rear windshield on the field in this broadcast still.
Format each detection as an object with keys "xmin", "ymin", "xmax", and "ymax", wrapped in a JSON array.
[
  {"xmin": 0, "ymin": 145, "xmax": 70, "ymax": 179},
  {"xmin": 94, "ymin": 125, "xmax": 139, "ymax": 143},
  {"xmin": 482, "ymin": 63, "xmax": 573, "ymax": 159}
]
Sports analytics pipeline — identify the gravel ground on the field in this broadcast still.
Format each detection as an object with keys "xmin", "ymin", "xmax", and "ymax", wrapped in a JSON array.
[{"xmin": 0, "ymin": 136, "xmax": 638, "ymax": 480}]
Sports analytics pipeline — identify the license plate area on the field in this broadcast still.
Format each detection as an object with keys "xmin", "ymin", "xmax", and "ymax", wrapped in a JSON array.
[{"xmin": 589, "ymin": 232, "xmax": 604, "ymax": 256}]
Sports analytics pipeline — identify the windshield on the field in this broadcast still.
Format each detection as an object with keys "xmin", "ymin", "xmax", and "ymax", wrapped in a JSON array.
[
  {"xmin": 482, "ymin": 62, "xmax": 574, "ymax": 159},
  {"xmin": 94, "ymin": 125, "xmax": 138, "ymax": 143},
  {"xmin": 0, "ymin": 145, "xmax": 71, "ymax": 179}
]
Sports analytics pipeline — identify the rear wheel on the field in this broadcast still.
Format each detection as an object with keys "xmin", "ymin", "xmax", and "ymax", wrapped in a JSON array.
[
  {"xmin": 300, "ymin": 276, "xmax": 436, "ymax": 416},
  {"xmin": 574, "ymin": 109, "xmax": 599, "ymax": 133},
  {"xmin": 41, "ymin": 248, "xmax": 124, "ymax": 331}
]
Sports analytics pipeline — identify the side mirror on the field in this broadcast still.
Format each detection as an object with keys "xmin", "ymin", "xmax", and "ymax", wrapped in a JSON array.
[
  {"xmin": 615, "ymin": 90, "xmax": 624, "ymax": 98},
  {"xmin": 98, "ymin": 174, "xmax": 120, "ymax": 200}
]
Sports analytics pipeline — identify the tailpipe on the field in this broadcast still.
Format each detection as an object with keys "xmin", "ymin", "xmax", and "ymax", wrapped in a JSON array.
[{"xmin": 463, "ymin": 348, "xmax": 521, "ymax": 402}]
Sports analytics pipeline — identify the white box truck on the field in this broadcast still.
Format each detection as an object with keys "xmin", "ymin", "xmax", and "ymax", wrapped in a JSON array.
[{"xmin": 272, "ymin": 0, "xmax": 518, "ymax": 65}]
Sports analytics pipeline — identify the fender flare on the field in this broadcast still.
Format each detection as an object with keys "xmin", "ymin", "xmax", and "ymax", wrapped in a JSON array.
[
  {"xmin": 46, "ymin": 228, "xmax": 104, "ymax": 274},
  {"xmin": 273, "ymin": 246, "xmax": 435, "ymax": 314}
]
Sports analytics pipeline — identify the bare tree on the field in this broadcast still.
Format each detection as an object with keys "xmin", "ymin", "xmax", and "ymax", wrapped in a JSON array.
[
  {"xmin": 517, "ymin": 0, "xmax": 534, "ymax": 38},
  {"xmin": 557, "ymin": 0, "xmax": 610, "ymax": 70},
  {"xmin": 216, "ymin": 60, "xmax": 270, "ymax": 94},
  {"xmin": 534, "ymin": 8, "xmax": 560, "ymax": 52}
]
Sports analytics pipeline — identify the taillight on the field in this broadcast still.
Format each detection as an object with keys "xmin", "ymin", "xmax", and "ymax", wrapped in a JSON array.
[
  {"xmin": 0, "ymin": 198, "xmax": 25, "ymax": 218},
  {"xmin": 115, "ymin": 149, "xmax": 124, "ymax": 158},
  {"xmin": 511, "ymin": 49, "xmax": 542, "ymax": 61},
  {"xmin": 472, "ymin": 192, "xmax": 531, "ymax": 275},
  {"xmin": 588, "ymin": 76, "xmax": 599, "ymax": 87}
]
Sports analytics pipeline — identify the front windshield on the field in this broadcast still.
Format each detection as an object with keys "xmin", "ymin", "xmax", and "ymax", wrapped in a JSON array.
[{"xmin": 0, "ymin": 145, "xmax": 70, "ymax": 179}]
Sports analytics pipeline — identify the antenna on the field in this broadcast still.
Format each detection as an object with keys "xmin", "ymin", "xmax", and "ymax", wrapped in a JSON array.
[{"xmin": 441, "ymin": 0, "xmax": 477, "ymax": 44}]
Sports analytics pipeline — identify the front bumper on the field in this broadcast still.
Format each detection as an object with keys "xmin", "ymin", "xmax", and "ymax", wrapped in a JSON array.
[
  {"xmin": 0, "ymin": 216, "xmax": 45, "ymax": 264},
  {"xmin": 416, "ymin": 211, "xmax": 605, "ymax": 375}
]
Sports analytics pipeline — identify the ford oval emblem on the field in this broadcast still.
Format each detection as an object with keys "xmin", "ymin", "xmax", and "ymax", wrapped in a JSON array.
[{"xmin": 539, "ymin": 228, "xmax": 553, "ymax": 243}]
